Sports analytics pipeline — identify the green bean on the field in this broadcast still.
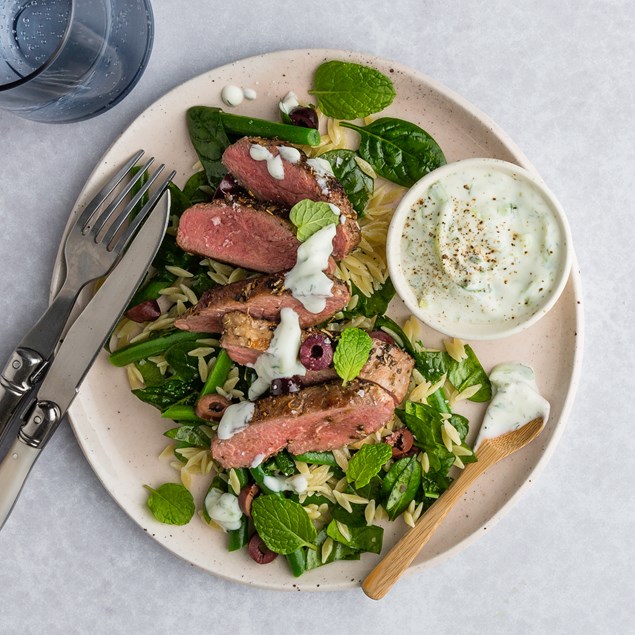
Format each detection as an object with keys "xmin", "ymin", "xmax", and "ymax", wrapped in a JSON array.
[
  {"xmin": 233, "ymin": 467, "xmax": 250, "ymax": 489},
  {"xmin": 228, "ymin": 516, "xmax": 250, "ymax": 552},
  {"xmin": 286, "ymin": 548, "xmax": 307, "ymax": 577},
  {"xmin": 200, "ymin": 349, "xmax": 232, "ymax": 397},
  {"xmin": 109, "ymin": 331, "xmax": 207, "ymax": 367},
  {"xmin": 292, "ymin": 451, "xmax": 338, "ymax": 467},
  {"xmin": 128, "ymin": 274, "xmax": 176, "ymax": 308},
  {"xmin": 219, "ymin": 112, "xmax": 320, "ymax": 147},
  {"xmin": 161, "ymin": 405, "xmax": 206, "ymax": 423}
]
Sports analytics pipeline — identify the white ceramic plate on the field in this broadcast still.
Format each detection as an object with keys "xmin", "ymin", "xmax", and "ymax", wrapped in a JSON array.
[{"xmin": 53, "ymin": 49, "xmax": 583, "ymax": 591}]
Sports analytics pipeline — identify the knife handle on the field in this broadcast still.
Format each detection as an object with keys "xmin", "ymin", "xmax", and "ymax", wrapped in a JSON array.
[
  {"xmin": 0, "ymin": 436, "xmax": 41, "ymax": 529},
  {"xmin": 0, "ymin": 348, "xmax": 46, "ymax": 441}
]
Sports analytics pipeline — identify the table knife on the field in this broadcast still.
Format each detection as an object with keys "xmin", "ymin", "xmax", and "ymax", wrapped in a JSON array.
[{"xmin": 0, "ymin": 191, "xmax": 170, "ymax": 529}]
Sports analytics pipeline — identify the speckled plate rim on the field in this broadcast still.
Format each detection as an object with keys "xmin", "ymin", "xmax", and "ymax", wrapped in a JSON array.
[{"xmin": 51, "ymin": 48, "xmax": 584, "ymax": 592}]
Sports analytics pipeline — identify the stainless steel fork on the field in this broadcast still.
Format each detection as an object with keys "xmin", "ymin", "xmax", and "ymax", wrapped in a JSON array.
[{"xmin": 0, "ymin": 151, "xmax": 175, "ymax": 438}]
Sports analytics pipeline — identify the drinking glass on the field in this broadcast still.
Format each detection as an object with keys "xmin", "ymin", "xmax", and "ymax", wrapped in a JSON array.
[{"xmin": 0, "ymin": 0, "xmax": 153, "ymax": 122}]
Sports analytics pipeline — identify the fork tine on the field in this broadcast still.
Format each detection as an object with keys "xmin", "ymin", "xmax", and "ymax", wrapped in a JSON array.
[
  {"xmin": 112, "ymin": 170, "xmax": 176, "ymax": 253},
  {"xmin": 89, "ymin": 157, "xmax": 155, "ymax": 238},
  {"xmin": 75, "ymin": 150, "xmax": 145, "ymax": 230},
  {"xmin": 102, "ymin": 164, "xmax": 167, "ymax": 247}
]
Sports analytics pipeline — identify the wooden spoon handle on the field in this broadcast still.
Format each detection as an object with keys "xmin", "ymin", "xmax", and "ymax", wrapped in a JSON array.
[{"xmin": 362, "ymin": 447, "xmax": 496, "ymax": 600}]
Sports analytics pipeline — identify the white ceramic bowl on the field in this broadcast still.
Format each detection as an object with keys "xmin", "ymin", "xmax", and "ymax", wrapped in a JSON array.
[{"xmin": 387, "ymin": 158, "xmax": 572, "ymax": 340}]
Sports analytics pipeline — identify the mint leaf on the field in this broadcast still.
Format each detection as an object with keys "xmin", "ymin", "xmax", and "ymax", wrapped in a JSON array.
[
  {"xmin": 309, "ymin": 60, "xmax": 396, "ymax": 120},
  {"xmin": 144, "ymin": 483, "xmax": 195, "ymax": 525},
  {"xmin": 333, "ymin": 328, "xmax": 373, "ymax": 384},
  {"xmin": 447, "ymin": 345, "xmax": 492, "ymax": 402},
  {"xmin": 340, "ymin": 117, "xmax": 446, "ymax": 187},
  {"xmin": 289, "ymin": 199, "xmax": 339, "ymax": 241},
  {"xmin": 252, "ymin": 495, "xmax": 317, "ymax": 554},
  {"xmin": 346, "ymin": 443, "xmax": 392, "ymax": 488},
  {"xmin": 326, "ymin": 520, "xmax": 384, "ymax": 554},
  {"xmin": 321, "ymin": 149, "xmax": 374, "ymax": 215}
]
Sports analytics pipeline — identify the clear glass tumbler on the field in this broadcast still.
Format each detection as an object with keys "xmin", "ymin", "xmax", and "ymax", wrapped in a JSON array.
[{"xmin": 0, "ymin": 0, "xmax": 153, "ymax": 122}]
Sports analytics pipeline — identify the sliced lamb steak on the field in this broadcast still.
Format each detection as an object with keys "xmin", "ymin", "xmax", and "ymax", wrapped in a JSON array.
[
  {"xmin": 174, "ymin": 273, "xmax": 350, "ymax": 334},
  {"xmin": 221, "ymin": 136, "xmax": 361, "ymax": 259},
  {"xmin": 176, "ymin": 196, "xmax": 300, "ymax": 273},
  {"xmin": 210, "ymin": 380, "xmax": 395, "ymax": 468},
  {"xmin": 220, "ymin": 312, "xmax": 414, "ymax": 403}
]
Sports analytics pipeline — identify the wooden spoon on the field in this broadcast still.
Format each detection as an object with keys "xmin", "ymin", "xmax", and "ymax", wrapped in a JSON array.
[{"xmin": 362, "ymin": 417, "xmax": 545, "ymax": 600}]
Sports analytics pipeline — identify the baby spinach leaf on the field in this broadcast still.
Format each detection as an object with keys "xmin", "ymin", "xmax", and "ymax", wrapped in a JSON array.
[
  {"xmin": 329, "ymin": 502, "xmax": 368, "ymax": 528},
  {"xmin": 305, "ymin": 529, "xmax": 360, "ymax": 570},
  {"xmin": 167, "ymin": 182, "xmax": 192, "ymax": 218},
  {"xmin": 252, "ymin": 496, "xmax": 317, "ymax": 554},
  {"xmin": 346, "ymin": 443, "xmax": 392, "ymax": 488},
  {"xmin": 326, "ymin": 520, "xmax": 384, "ymax": 554},
  {"xmin": 164, "ymin": 341, "xmax": 201, "ymax": 381},
  {"xmin": 289, "ymin": 199, "xmax": 339, "ymax": 241},
  {"xmin": 341, "ymin": 117, "xmax": 446, "ymax": 187},
  {"xmin": 321, "ymin": 149, "xmax": 373, "ymax": 215},
  {"xmin": 414, "ymin": 350, "xmax": 451, "ymax": 384},
  {"xmin": 399, "ymin": 404, "xmax": 454, "ymax": 471},
  {"xmin": 309, "ymin": 60, "xmax": 396, "ymax": 119},
  {"xmin": 186, "ymin": 106, "xmax": 230, "ymax": 190},
  {"xmin": 152, "ymin": 233, "xmax": 197, "ymax": 270},
  {"xmin": 164, "ymin": 425, "xmax": 211, "ymax": 448},
  {"xmin": 333, "ymin": 327, "xmax": 373, "ymax": 384},
  {"xmin": 135, "ymin": 359, "xmax": 163, "ymax": 387},
  {"xmin": 144, "ymin": 483, "xmax": 195, "ymax": 525},
  {"xmin": 381, "ymin": 456, "xmax": 421, "ymax": 520},
  {"xmin": 132, "ymin": 378, "xmax": 199, "ymax": 411},
  {"xmin": 345, "ymin": 279, "xmax": 396, "ymax": 319},
  {"xmin": 449, "ymin": 413, "xmax": 469, "ymax": 443},
  {"xmin": 447, "ymin": 345, "xmax": 492, "ymax": 402},
  {"xmin": 183, "ymin": 170, "xmax": 215, "ymax": 204}
]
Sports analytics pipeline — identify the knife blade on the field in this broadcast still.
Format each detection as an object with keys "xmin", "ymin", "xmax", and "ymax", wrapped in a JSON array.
[{"xmin": 0, "ymin": 190, "xmax": 170, "ymax": 529}]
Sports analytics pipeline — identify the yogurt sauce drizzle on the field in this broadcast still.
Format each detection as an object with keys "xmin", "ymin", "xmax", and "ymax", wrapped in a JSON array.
[
  {"xmin": 217, "ymin": 401, "xmax": 255, "ymax": 440},
  {"xmin": 279, "ymin": 91, "xmax": 299, "ymax": 114},
  {"xmin": 475, "ymin": 363, "xmax": 550, "ymax": 450},
  {"xmin": 284, "ymin": 223, "xmax": 336, "ymax": 313},
  {"xmin": 400, "ymin": 164, "xmax": 564, "ymax": 329},
  {"xmin": 250, "ymin": 143, "xmax": 302, "ymax": 180},
  {"xmin": 204, "ymin": 488, "xmax": 242, "ymax": 531},
  {"xmin": 306, "ymin": 157, "xmax": 334, "ymax": 195},
  {"xmin": 220, "ymin": 85, "xmax": 257, "ymax": 107},
  {"xmin": 248, "ymin": 307, "xmax": 306, "ymax": 400},
  {"xmin": 263, "ymin": 474, "xmax": 308, "ymax": 494}
]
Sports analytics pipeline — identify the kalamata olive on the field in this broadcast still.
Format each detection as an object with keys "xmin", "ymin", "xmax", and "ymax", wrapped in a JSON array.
[
  {"xmin": 248, "ymin": 533, "xmax": 278, "ymax": 564},
  {"xmin": 369, "ymin": 330, "xmax": 395, "ymax": 346},
  {"xmin": 195, "ymin": 394, "xmax": 231, "ymax": 421},
  {"xmin": 385, "ymin": 428, "xmax": 415, "ymax": 458},
  {"xmin": 299, "ymin": 334, "xmax": 333, "ymax": 370},
  {"xmin": 238, "ymin": 483, "xmax": 260, "ymax": 517},
  {"xmin": 289, "ymin": 106, "xmax": 319, "ymax": 130},
  {"xmin": 125, "ymin": 299, "xmax": 162, "ymax": 323},
  {"xmin": 270, "ymin": 377, "xmax": 301, "ymax": 396},
  {"xmin": 213, "ymin": 174, "xmax": 239, "ymax": 198}
]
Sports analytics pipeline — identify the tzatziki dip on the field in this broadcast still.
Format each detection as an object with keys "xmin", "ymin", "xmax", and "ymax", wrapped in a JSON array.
[{"xmin": 388, "ymin": 158, "xmax": 571, "ymax": 339}]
